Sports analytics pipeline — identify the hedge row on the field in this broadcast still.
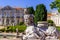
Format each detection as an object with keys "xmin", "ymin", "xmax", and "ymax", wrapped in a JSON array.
[{"xmin": 0, "ymin": 24, "xmax": 27, "ymax": 33}]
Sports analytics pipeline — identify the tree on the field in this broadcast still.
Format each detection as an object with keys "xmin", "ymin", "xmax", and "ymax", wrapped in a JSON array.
[
  {"xmin": 34, "ymin": 4, "xmax": 47, "ymax": 24},
  {"xmin": 50, "ymin": 0, "xmax": 60, "ymax": 12},
  {"xmin": 27, "ymin": 7, "xmax": 35, "ymax": 15}
]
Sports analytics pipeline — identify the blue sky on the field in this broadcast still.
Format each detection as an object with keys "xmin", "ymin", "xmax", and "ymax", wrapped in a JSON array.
[{"xmin": 0, "ymin": 0, "xmax": 54, "ymax": 12}]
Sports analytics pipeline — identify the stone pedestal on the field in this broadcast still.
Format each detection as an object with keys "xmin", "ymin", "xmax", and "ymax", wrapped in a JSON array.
[{"xmin": 37, "ymin": 21, "xmax": 48, "ymax": 27}]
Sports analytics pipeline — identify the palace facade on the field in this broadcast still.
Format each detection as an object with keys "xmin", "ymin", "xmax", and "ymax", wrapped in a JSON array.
[{"xmin": 0, "ymin": 6, "xmax": 26, "ymax": 26}]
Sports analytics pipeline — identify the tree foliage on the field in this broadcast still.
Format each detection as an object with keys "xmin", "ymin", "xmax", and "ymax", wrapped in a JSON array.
[
  {"xmin": 27, "ymin": 7, "xmax": 35, "ymax": 15},
  {"xmin": 50, "ymin": 0, "xmax": 60, "ymax": 12},
  {"xmin": 34, "ymin": 4, "xmax": 47, "ymax": 24}
]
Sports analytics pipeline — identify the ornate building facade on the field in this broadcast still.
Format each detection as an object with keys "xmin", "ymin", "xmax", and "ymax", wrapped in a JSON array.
[{"xmin": 0, "ymin": 6, "xmax": 26, "ymax": 26}]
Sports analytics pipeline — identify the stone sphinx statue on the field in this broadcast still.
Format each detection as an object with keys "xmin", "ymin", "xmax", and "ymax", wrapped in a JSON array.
[
  {"xmin": 23, "ymin": 25, "xmax": 60, "ymax": 40},
  {"xmin": 45, "ymin": 26, "xmax": 60, "ymax": 40},
  {"xmin": 23, "ymin": 25, "xmax": 46, "ymax": 40}
]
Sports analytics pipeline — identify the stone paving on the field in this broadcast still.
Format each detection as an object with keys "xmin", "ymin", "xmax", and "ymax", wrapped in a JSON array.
[
  {"xmin": 0, "ymin": 33, "xmax": 23, "ymax": 40},
  {"xmin": 0, "ymin": 37, "xmax": 60, "ymax": 40},
  {"xmin": 0, "ymin": 38, "xmax": 21, "ymax": 40}
]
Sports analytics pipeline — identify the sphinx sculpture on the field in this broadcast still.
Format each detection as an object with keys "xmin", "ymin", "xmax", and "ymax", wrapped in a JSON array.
[{"xmin": 23, "ymin": 25, "xmax": 60, "ymax": 40}]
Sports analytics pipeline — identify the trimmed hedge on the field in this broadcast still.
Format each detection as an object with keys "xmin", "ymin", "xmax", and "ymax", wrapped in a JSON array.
[{"xmin": 0, "ymin": 24, "xmax": 27, "ymax": 33}]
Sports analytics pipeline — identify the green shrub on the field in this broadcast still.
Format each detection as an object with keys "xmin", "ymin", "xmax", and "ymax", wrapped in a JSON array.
[
  {"xmin": 47, "ymin": 20, "xmax": 54, "ymax": 26},
  {"xmin": 18, "ymin": 25, "xmax": 26, "ymax": 32},
  {"xmin": 19, "ymin": 22, "xmax": 24, "ymax": 25},
  {"xmin": 0, "ymin": 24, "xmax": 27, "ymax": 33},
  {"xmin": 56, "ymin": 26, "xmax": 60, "ymax": 31},
  {"xmin": 6, "ymin": 26, "xmax": 16, "ymax": 32},
  {"xmin": 0, "ymin": 28, "xmax": 5, "ymax": 32},
  {"xmin": 47, "ymin": 20, "xmax": 54, "ymax": 23}
]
